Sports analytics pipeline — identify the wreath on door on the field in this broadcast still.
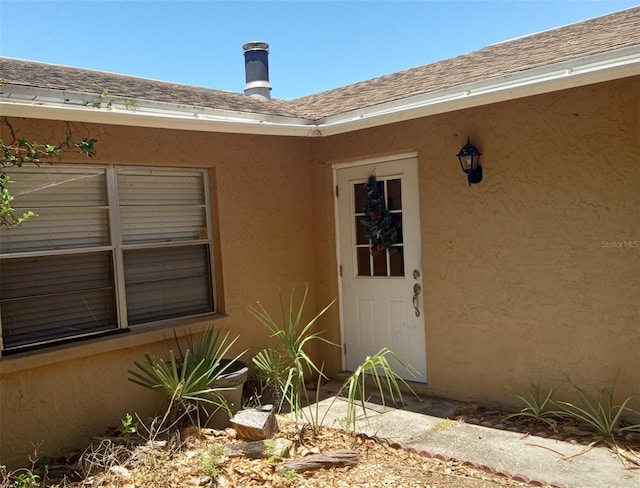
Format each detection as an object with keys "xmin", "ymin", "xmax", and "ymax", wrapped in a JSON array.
[{"xmin": 360, "ymin": 174, "xmax": 399, "ymax": 255}]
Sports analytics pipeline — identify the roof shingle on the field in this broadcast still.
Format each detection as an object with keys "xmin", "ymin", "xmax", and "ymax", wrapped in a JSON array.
[
  {"xmin": 290, "ymin": 6, "xmax": 640, "ymax": 118},
  {"xmin": 1, "ymin": 7, "xmax": 638, "ymax": 121}
]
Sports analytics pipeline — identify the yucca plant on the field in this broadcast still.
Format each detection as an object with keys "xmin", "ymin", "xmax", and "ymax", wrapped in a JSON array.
[
  {"xmin": 503, "ymin": 383, "xmax": 565, "ymax": 431},
  {"xmin": 128, "ymin": 327, "xmax": 244, "ymax": 428},
  {"xmin": 251, "ymin": 347, "xmax": 288, "ymax": 406},
  {"xmin": 249, "ymin": 285, "xmax": 336, "ymax": 417},
  {"xmin": 250, "ymin": 285, "xmax": 420, "ymax": 437},
  {"xmin": 553, "ymin": 386, "xmax": 640, "ymax": 468},
  {"xmin": 338, "ymin": 347, "xmax": 418, "ymax": 434},
  {"xmin": 555, "ymin": 386, "xmax": 640, "ymax": 443}
]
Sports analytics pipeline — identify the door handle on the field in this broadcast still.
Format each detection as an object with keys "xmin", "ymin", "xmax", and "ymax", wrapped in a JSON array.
[{"xmin": 412, "ymin": 283, "xmax": 422, "ymax": 317}]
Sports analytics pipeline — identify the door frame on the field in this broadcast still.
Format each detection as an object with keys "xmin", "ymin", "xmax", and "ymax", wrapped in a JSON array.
[{"xmin": 332, "ymin": 151, "xmax": 421, "ymax": 373}]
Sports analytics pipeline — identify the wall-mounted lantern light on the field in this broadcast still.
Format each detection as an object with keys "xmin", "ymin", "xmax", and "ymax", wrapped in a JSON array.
[{"xmin": 456, "ymin": 137, "xmax": 483, "ymax": 186}]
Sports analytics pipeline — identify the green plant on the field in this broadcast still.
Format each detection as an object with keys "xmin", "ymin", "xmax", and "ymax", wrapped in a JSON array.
[
  {"xmin": 433, "ymin": 418, "xmax": 460, "ymax": 431},
  {"xmin": 557, "ymin": 386, "xmax": 640, "ymax": 468},
  {"xmin": 338, "ymin": 347, "xmax": 417, "ymax": 434},
  {"xmin": 128, "ymin": 327, "xmax": 244, "ymax": 428},
  {"xmin": 9, "ymin": 470, "xmax": 39, "ymax": 488},
  {"xmin": 503, "ymin": 383, "xmax": 564, "ymax": 430},
  {"xmin": 1, "ymin": 117, "xmax": 97, "ymax": 229},
  {"xmin": 250, "ymin": 286, "xmax": 419, "ymax": 436},
  {"xmin": 277, "ymin": 466, "xmax": 298, "ymax": 481},
  {"xmin": 555, "ymin": 386, "xmax": 640, "ymax": 443},
  {"xmin": 82, "ymin": 88, "xmax": 139, "ymax": 112},
  {"xmin": 120, "ymin": 413, "xmax": 138, "ymax": 444},
  {"xmin": 249, "ymin": 285, "xmax": 336, "ymax": 417},
  {"xmin": 200, "ymin": 443, "xmax": 224, "ymax": 479}
]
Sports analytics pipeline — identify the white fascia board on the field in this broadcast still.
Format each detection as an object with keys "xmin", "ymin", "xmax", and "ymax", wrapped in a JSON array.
[
  {"xmin": 1, "ymin": 46, "xmax": 638, "ymax": 137},
  {"xmin": 315, "ymin": 46, "xmax": 640, "ymax": 136},
  {"xmin": 0, "ymin": 87, "xmax": 316, "ymax": 137}
]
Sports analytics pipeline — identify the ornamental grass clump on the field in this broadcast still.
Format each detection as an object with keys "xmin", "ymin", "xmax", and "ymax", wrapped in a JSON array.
[
  {"xmin": 555, "ymin": 386, "xmax": 640, "ymax": 467},
  {"xmin": 555, "ymin": 386, "xmax": 640, "ymax": 443},
  {"xmin": 503, "ymin": 382, "xmax": 564, "ymax": 431},
  {"xmin": 506, "ymin": 381, "xmax": 640, "ymax": 467}
]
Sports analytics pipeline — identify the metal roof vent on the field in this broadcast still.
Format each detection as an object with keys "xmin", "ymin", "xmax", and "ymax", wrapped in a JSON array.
[{"xmin": 243, "ymin": 41, "xmax": 271, "ymax": 100}]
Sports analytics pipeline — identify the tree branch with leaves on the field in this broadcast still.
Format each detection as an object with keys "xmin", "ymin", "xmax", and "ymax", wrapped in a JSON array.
[{"xmin": 0, "ymin": 117, "xmax": 97, "ymax": 229}]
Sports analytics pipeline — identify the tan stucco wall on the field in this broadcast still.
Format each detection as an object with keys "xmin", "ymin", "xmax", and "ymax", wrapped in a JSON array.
[
  {"xmin": 0, "ymin": 120, "xmax": 324, "ymax": 467},
  {"xmin": 311, "ymin": 76, "xmax": 640, "ymax": 410},
  {"xmin": 1, "ymin": 76, "xmax": 638, "ymax": 467}
]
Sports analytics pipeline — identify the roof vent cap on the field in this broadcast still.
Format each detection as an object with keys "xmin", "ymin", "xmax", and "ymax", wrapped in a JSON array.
[{"xmin": 243, "ymin": 41, "xmax": 271, "ymax": 100}]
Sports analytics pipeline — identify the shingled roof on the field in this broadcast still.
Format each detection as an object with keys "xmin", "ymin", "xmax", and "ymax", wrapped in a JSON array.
[
  {"xmin": 290, "ymin": 6, "xmax": 640, "ymax": 119},
  {"xmin": 0, "ymin": 58, "xmax": 302, "ymax": 118},
  {"xmin": 1, "ymin": 7, "xmax": 639, "ymax": 123}
]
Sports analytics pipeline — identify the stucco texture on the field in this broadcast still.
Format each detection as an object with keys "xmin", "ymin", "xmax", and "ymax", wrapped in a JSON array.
[
  {"xmin": 0, "ymin": 120, "xmax": 323, "ymax": 467},
  {"xmin": 1, "ymin": 76, "xmax": 638, "ymax": 467},
  {"xmin": 312, "ymin": 76, "xmax": 639, "ymax": 410}
]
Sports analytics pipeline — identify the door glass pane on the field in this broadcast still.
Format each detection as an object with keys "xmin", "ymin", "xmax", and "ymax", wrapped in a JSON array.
[
  {"xmin": 352, "ymin": 177, "xmax": 405, "ymax": 278},
  {"xmin": 389, "ymin": 247, "xmax": 405, "ymax": 277},
  {"xmin": 355, "ymin": 217, "xmax": 368, "ymax": 245},
  {"xmin": 354, "ymin": 182, "xmax": 367, "ymax": 213},
  {"xmin": 372, "ymin": 251, "xmax": 387, "ymax": 276},
  {"xmin": 391, "ymin": 213, "xmax": 404, "ymax": 243},
  {"xmin": 356, "ymin": 247, "xmax": 371, "ymax": 276},
  {"xmin": 386, "ymin": 178, "xmax": 402, "ymax": 211}
]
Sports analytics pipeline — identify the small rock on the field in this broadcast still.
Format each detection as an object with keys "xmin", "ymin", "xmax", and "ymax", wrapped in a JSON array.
[
  {"xmin": 230, "ymin": 407, "xmax": 279, "ymax": 440},
  {"xmin": 225, "ymin": 438, "xmax": 293, "ymax": 459},
  {"xmin": 183, "ymin": 449, "xmax": 199, "ymax": 460},
  {"xmin": 188, "ymin": 475, "xmax": 212, "ymax": 486},
  {"xmin": 108, "ymin": 465, "xmax": 132, "ymax": 479}
]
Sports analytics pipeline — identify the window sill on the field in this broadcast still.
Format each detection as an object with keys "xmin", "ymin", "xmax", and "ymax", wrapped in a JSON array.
[{"xmin": 0, "ymin": 313, "xmax": 228, "ymax": 376}]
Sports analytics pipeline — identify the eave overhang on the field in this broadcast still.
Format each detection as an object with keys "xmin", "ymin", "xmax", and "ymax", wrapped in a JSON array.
[{"xmin": 1, "ymin": 46, "xmax": 638, "ymax": 137}]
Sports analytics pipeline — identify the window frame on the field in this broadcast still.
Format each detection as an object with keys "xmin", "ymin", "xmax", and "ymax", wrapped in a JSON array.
[{"xmin": 0, "ymin": 164, "xmax": 218, "ymax": 354}]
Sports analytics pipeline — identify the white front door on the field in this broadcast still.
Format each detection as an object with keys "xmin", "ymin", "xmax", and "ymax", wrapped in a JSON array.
[{"xmin": 336, "ymin": 155, "xmax": 426, "ymax": 382}]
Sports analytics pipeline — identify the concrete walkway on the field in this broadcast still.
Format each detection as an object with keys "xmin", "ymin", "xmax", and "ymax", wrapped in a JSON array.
[{"xmin": 304, "ymin": 382, "xmax": 640, "ymax": 488}]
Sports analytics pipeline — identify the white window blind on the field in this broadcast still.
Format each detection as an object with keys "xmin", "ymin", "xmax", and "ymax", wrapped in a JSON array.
[
  {"xmin": 118, "ymin": 170, "xmax": 206, "ymax": 244},
  {"xmin": 0, "ymin": 251, "xmax": 116, "ymax": 349},
  {"xmin": 0, "ymin": 165, "xmax": 216, "ymax": 353},
  {"xmin": 117, "ymin": 168, "xmax": 213, "ymax": 326},
  {"xmin": 124, "ymin": 245, "xmax": 213, "ymax": 324},
  {"xmin": 0, "ymin": 167, "xmax": 108, "ymax": 253}
]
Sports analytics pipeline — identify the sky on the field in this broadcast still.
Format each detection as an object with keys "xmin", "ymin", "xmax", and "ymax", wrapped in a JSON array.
[{"xmin": 1, "ymin": 0, "xmax": 638, "ymax": 100}]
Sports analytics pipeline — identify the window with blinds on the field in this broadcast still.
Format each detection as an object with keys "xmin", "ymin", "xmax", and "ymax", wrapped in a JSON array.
[{"xmin": 0, "ymin": 165, "xmax": 216, "ymax": 353}]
